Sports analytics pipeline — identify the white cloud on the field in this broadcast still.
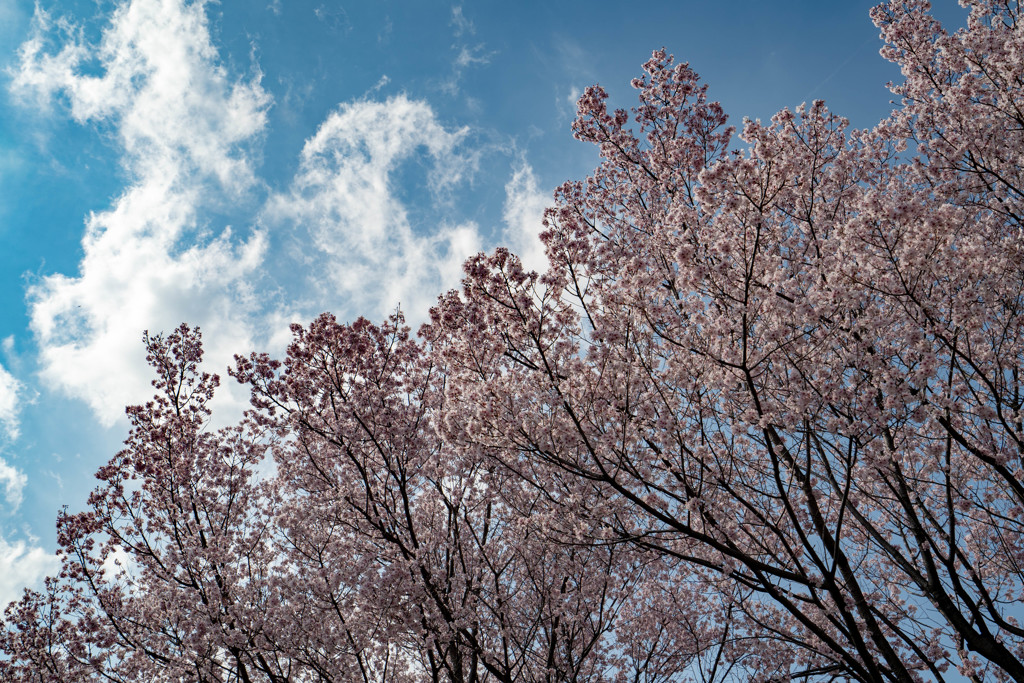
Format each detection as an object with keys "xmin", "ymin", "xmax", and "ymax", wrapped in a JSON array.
[
  {"xmin": 0, "ymin": 532, "xmax": 57, "ymax": 608},
  {"xmin": 454, "ymin": 45, "xmax": 490, "ymax": 70},
  {"xmin": 0, "ymin": 363, "xmax": 21, "ymax": 440},
  {"xmin": 441, "ymin": 7, "xmax": 492, "ymax": 96},
  {"xmin": 442, "ymin": 43, "xmax": 494, "ymax": 96},
  {"xmin": 567, "ymin": 86, "xmax": 582, "ymax": 108},
  {"xmin": 365, "ymin": 74, "xmax": 391, "ymax": 97},
  {"xmin": 0, "ymin": 458, "xmax": 26, "ymax": 510},
  {"xmin": 265, "ymin": 95, "xmax": 482, "ymax": 321},
  {"xmin": 13, "ymin": 1, "xmax": 269, "ymax": 193},
  {"xmin": 502, "ymin": 160, "xmax": 550, "ymax": 274},
  {"xmin": 13, "ymin": 0, "xmax": 272, "ymax": 425},
  {"xmin": 450, "ymin": 6, "xmax": 474, "ymax": 36}
]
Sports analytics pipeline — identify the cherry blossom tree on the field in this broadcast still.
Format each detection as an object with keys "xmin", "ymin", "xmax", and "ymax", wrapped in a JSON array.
[
  {"xmin": 426, "ymin": 1, "xmax": 1024, "ymax": 680},
  {"xmin": 0, "ymin": 325, "xmax": 285, "ymax": 682},
  {"xmin": 233, "ymin": 312, "xmax": 721, "ymax": 682},
  {"xmin": 1, "ymin": 319, "xmax": 718, "ymax": 682},
  {"xmin": 5, "ymin": 1, "xmax": 1024, "ymax": 681}
]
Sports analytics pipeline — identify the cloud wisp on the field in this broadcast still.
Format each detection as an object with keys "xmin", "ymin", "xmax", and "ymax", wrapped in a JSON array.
[
  {"xmin": 265, "ymin": 94, "xmax": 483, "ymax": 322},
  {"xmin": 0, "ymin": 458, "xmax": 26, "ymax": 511},
  {"xmin": 0, "ymin": 362, "xmax": 22, "ymax": 440},
  {"xmin": 502, "ymin": 159, "xmax": 550, "ymax": 274},
  {"xmin": 450, "ymin": 6, "xmax": 474, "ymax": 37}
]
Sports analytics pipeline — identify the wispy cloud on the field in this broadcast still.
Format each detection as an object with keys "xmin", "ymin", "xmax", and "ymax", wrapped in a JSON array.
[
  {"xmin": 450, "ymin": 5, "xmax": 474, "ymax": 37},
  {"xmin": 440, "ymin": 43, "xmax": 494, "ymax": 96},
  {"xmin": 0, "ymin": 458, "xmax": 26, "ymax": 510},
  {"xmin": 12, "ymin": 0, "xmax": 272, "ymax": 424},
  {"xmin": 440, "ymin": 5, "xmax": 493, "ymax": 96},
  {"xmin": 502, "ymin": 159, "xmax": 550, "ymax": 274},
  {"xmin": 454, "ymin": 44, "xmax": 490, "ymax": 70},
  {"xmin": 0, "ymin": 362, "xmax": 21, "ymax": 440},
  {"xmin": 265, "ymin": 95, "xmax": 482, "ymax": 321}
]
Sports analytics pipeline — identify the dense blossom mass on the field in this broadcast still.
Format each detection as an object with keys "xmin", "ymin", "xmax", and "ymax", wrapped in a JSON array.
[{"xmin": 3, "ymin": 0, "xmax": 1024, "ymax": 680}]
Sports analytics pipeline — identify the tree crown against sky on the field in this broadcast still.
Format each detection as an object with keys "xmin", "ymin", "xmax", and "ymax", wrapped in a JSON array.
[
  {"xmin": 0, "ymin": 0, "xmax": 963, "ymax": 607},
  {"xmin": 3, "ymin": 0, "xmax": 1024, "ymax": 681}
]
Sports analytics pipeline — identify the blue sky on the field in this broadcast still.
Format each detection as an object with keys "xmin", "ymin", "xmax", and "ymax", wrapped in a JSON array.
[{"xmin": 0, "ymin": 0, "xmax": 966, "ymax": 605}]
